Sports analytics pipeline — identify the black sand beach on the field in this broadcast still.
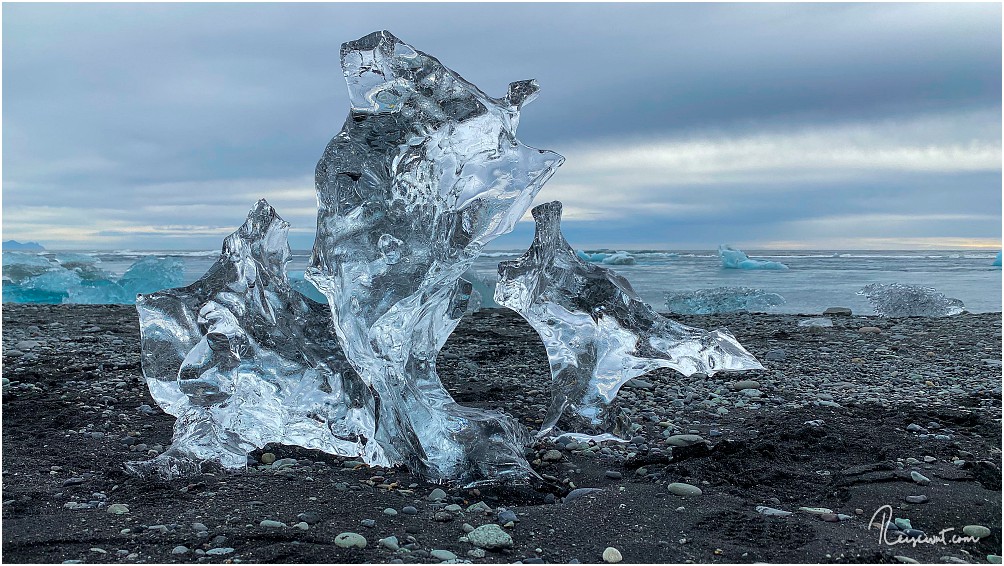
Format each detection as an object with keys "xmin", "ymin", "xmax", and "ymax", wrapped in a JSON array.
[{"xmin": 2, "ymin": 304, "xmax": 1001, "ymax": 564}]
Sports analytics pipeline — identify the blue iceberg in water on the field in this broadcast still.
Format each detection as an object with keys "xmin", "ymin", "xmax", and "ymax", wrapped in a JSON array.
[
  {"xmin": 719, "ymin": 245, "xmax": 789, "ymax": 270},
  {"xmin": 993, "ymin": 251, "xmax": 1002, "ymax": 267},
  {"xmin": 2, "ymin": 252, "xmax": 183, "ymax": 304},
  {"xmin": 575, "ymin": 249, "xmax": 637, "ymax": 265},
  {"xmin": 665, "ymin": 286, "xmax": 786, "ymax": 314}
]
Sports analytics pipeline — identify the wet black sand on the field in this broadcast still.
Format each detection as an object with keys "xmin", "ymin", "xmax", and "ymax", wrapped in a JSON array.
[{"xmin": 2, "ymin": 305, "xmax": 1001, "ymax": 564}]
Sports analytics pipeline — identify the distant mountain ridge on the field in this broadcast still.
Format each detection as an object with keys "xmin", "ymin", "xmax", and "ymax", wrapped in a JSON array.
[{"xmin": 3, "ymin": 240, "xmax": 45, "ymax": 251}]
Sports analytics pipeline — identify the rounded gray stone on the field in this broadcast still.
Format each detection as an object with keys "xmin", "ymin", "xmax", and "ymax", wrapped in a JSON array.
[
  {"xmin": 334, "ymin": 532, "xmax": 367, "ymax": 549},
  {"xmin": 467, "ymin": 524, "xmax": 513, "ymax": 550},
  {"xmin": 667, "ymin": 482, "xmax": 702, "ymax": 497}
]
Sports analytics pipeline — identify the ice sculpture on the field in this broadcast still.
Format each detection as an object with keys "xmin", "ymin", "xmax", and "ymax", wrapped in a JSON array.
[
  {"xmin": 130, "ymin": 200, "xmax": 382, "ymax": 479},
  {"xmin": 496, "ymin": 202, "xmax": 763, "ymax": 441},
  {"xmin": 859, "ymin": 283, "xmax": 965, "ymax": 317},
  {"xmin": 304, "ymin": 31, "xmax": 562, "ymax": 484},
  {"xmin": 665, "ymin": 286, "xmax": 785, "ymax": 315},
  {"xmin": 719, "ymin": 245, "xmax": 789, "ymax": 270}
]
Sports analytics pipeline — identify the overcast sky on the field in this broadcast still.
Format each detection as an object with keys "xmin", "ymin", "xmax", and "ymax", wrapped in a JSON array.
[{"xmin": 3, "ymin": 2, "xmax": 1001, "ymax": 251}]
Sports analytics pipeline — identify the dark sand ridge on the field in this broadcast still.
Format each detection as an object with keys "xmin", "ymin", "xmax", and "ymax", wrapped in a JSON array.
[{"xmin": 2, "ymin": 305, "xmax": 1001, "ymax": 564}]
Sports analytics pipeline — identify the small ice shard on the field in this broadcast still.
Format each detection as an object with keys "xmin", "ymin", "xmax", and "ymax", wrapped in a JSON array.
[
  {"xmin": 719, "ymin": 245, "xmax": 789, "ymax": 270},
  {"xmin": 130, "ymin": 200, "xmax": 382, "ymax": 479},
  {"xmin": 858, "ymin": 283, "xmax": 965, "ymax": 317},
  {"xmin": 797, "ymin": 317, "xmax": 833, "ymax": 328},
  {"xmin": 665, "ymin": 287, "xmax": 785, "ymax": 315},
  {"xmin": 306, "ymin": 31, "xmax": 562, "ymax": 485},
  {"xmin": 496, "ymin": 202, "xmax": 763, "ymax": 441}
]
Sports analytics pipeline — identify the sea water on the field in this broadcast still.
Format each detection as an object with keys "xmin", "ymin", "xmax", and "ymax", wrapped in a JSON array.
[{"xmin": 3, "ymin": 249, "xmax": 1001, "ymax": 314}]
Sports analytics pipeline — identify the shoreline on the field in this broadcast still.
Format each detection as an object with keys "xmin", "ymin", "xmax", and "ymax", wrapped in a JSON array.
[{"xmin": 2, "ymin": 305, "xmax": 1001, "ymax": 563}]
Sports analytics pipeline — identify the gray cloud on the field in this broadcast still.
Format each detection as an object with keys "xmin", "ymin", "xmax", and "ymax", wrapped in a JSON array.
[{"xmin": 2, "ymin": 3, "xmax": 1000, "ymax": 250}]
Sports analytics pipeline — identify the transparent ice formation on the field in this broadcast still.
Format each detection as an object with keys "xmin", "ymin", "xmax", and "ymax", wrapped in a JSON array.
[
  {"xmin": 664, "ymin": 286, "xmax": 786, "ymax": 315},
  {"xmin": 858, "ymin": 283, "xmax": 965, "ymax": 317},
  {"xmin": 719, "ymin": 245, "xmax": 789, "ymax": 270},
  {"xmin": 797, "ymin": 317, "xmax": 833, "ymax": 328},
  {"xmin": 496, "ymin": 202, "xmax": 763, "ymax": 441},
  {"xmin": 130, "ymin": 200, "xmax": 383, "ymax": 479},
  {"xmin": 304, "ymin": 30, "xmax": 562, "ymax": 485}
]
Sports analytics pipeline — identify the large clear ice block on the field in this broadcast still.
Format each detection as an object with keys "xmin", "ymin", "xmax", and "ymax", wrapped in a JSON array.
[{"xmin": 305, "ymin": 31, "xmax": 563, "ymax": 485}]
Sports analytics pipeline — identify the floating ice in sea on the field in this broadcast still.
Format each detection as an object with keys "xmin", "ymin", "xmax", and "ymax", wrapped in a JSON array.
[
  {"xmin": 994, "ymin": 251, "xmax": 1002, "ymax": 267},
  {"xmin": 129, "ymin": 200, "xmax": 383, "ymax": 479},
  {"xmin": 719, "ymin": 245, "xmax": 789, "ymax": 270},
  {"xmin": 304, "ymin": 30, "xmax": 562, "ymax": 485},
  {"xmin": 576, "ymin": 250, "xmax": 637, "ymax": 265},
  {"xmin": 665, "ymin": 286, "xmax": 786, "ymax": 315},
  {"xmin": 859, "ymin": 283, "xmax": 965, "ymax": 317},
  {"xmin": 496, "ymin": 202, "xmax": 763, "ymax": 441}
]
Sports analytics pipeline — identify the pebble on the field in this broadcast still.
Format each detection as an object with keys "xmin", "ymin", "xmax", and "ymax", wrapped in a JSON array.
[
  {"xmin": 823, "ymin": 307, "xmax": 852, "ymax": 315},
  {"xmin": 755, "ymin": 506, "xmax": 792, "ymax": 517},
  {"xmin": 542, "ymin": 449, "xmax": 563, "ymax": 461},
  {"xmin": 379, "ymin": 536, "xmax": 400, "ymax": 551},
  {"xmin": 602, "ymin": 547, "xmax": 623, "ymax": 563},
  {"xmin": 765, "ymin": 349, "xmax": 786, "ymax": 361},
  {"xmin": 563, "ymin": 488, "xmax": 603, "ymax": 503},
  {"xmin": 402, "ymin": 506, "xmax": 418, "ymax": 515},
  {"xmin": 894, "ymin": 556, "xmax": 919, "ymax": 564},
  {"xmin": 383, "ymin": 507, "xmax": 398, "ymax": 515},
  {"xmin": 798, "ymin": 507, "xmax": 833, "ymax": 515},
  {"xmin": 667, "ymin": 482, "xmax": 702, "ymax": 497},
  {"xmin": 963, "ymin": 525, "xmax": 991, "ymax": 538},
  {"xmin": 271, "ymin": 458, "xmax": 298, "ymax": 470},
  {"xmin": 106, "ymin": 503, "xmax": 129, "ymax": 515},
  {"xmin": 360, "ymin": 519, "xmax": 376, "ymax": 528},
  {"xmin": 904, "ymin": 495, "xmax": 929, "ymax": 504},
  {"xmin": 728, "ymin": 380, "xmax": 761, "ymax": 391},
  {"xmin": 911, "ymin": 471, "xmax": 931, "ymax": 485},
  {"xmin": 293, "ymin": 522, "xmax": 309, "ymax": 531},
  {"xmin": 987, "ymin": 555, "xmax": 1001, "ymax": 564},
  {"xmin": 297, "ymin": 512, "xmax": 321, "ymax": 525},
  {"xmin": 334, "ymin": 532, "xmax": 367, "ymax": 549},
  {"xmin": 444, "ymin": 504, "xmax": 463, "ymax": 512},
  {"xmin": 858, "ymin": 326, "xmax": 882, "ymax": 334},
  {"xmin": 428, "ymin": 488, "xmax": 448, "ymax": 501},
  {"xmin": 260, "ymin": 452, "xmax": 276, "ymax": 464},
  {"xmin": 605, "ymin": 470, "xmax": 623, "ymax": 480},
  {"xmin": 498, "ymin": 509, "xmax": 519, "ymax": 524},
  {"xmin": 171, "ymin": 546, "xmax": 189, "ymax": 555},
  {"xmin": 431, "ymin": 549, "xmax": 457, "ymax": 561},
  {"xmin": 665, "ymin": 434, "xmax": 705, "ymax": 447},
  {"xmin": 192, "ymin": 522, "xmax": 208, "ymax": 532},
  {"xmin": 468, "ymin": 548, "xmax": 486, "ymax": 559},
  {"xmin": 433, "ymin": 511, "xmax": 453, "ymax": 522},
  {"xmin": 467, "ymin": 524, "xmax": 514, "ymax": 549},
  {"xmin": 260, "ymin": 519, "xmax": 286, "ymax": 529}
]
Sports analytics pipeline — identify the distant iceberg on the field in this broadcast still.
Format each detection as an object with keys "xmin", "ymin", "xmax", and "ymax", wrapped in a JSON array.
[
  {"xmin": 2, "ymin": 252, "xmax": 183, "ymax": 304},
  {"xmin": 719, "ymin": 245, "xmax": 789, "ymax": 270},
  {"xmin": 665, "ymin": 286, "xmax": 786, "ymax": 314},
  {"xmin": 859, "ymin": 283, "xmax": 964, "ymax": 317},
  {"xmin": 993, "ymin": 251, "xmax": 1002, "ymax": 267},
  {"xmin": 575, "ymin": 249, "xmax": 637, "ymax": 265}
]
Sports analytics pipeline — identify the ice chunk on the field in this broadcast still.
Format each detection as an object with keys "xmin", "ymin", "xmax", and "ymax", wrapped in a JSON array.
[
  {"xmin": 118, "ymin": 257, "xmax": 185, "ymax": 297},
  {"xmin": 3, "ymin": 252, "xmax": 57, "ymax": 284},
  {"xmin": 858, "ymin": 283, "xmax": 965, "ymax": 317},
  {"xmin": 305, "ymin": 31, "xmax": 562, "ymax": 485},
  {"xmin": 665, "ymin": 287, "xmax": 785, "ymax": 314},
  {"xmin": 129, "ymin": 200, "xmax": 383, "ymax": 479},
  {"xmin": 797, "ymin": 317, "xmax": 833, "ymax": 328},
  {"xmin": 719, "ymin": 245, "xmax": 789, "ymax": 270},
  {"xmin": 575, "ymin": 250, "xmax": 636, "ymax": 265},
  {"xmin": 993, "ymin": 251, "xmax": 1002, "ymax": 267},
  {"xmin": 496, "ymin": 202, "xmax": 763, "ymax": 441}
]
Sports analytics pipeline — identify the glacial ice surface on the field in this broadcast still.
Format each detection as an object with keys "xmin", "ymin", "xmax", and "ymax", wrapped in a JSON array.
[
  {"xmin": 496, "ymin": 202, "xmax": 763, "ymax": 441},
  {"xmin": 130, "ymin": 200, "xmax": 382, "ymax": 479},
  {"xmin": 2, "ymin": 252, "xmax": 183, "ymax": 304},
  {"xmin": 305, "ymin": 31, "xmax": 562, "ymax": 485},
  {"xmin": 665, "ymin": 286, "xmax": 785, "ymax": 315},
  {"xmin": 859, "ymin": 283, "xmax": 965, "ymax": 317},
  {"xmin": 719, "ymin": 245, "xmax": 789, "ymax": 270}
]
